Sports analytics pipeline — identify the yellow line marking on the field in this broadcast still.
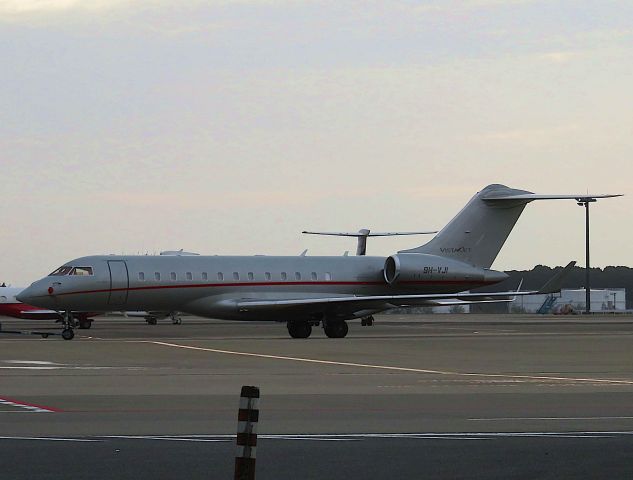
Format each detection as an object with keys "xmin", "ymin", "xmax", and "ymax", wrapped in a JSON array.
[{"xmin": 147, "ymin": 341, "xmax": 633, "ymax": 385}]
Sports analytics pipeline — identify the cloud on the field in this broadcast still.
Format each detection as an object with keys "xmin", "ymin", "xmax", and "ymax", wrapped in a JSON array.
[
  {"xmin": 0, "ymin": 0, "xmax": 130, "ymax": 14},
  {"xmin": 0, "ymin": 0, "xmax": 321, "ymax": 16},
  {"xmin": 538, "ymin": 51, "xmax": 579, "ymax": 63},
  {"xmin": 404, "ymin": 0, "xmax": 543, "ymax": 14},
  {"xmin": 467, "ymin": 124, "xmax": 581, "ymax": 147}
]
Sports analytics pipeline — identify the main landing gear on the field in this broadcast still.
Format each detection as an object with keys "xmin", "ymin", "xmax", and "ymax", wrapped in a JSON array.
[
  {"xmin": 78, "ymin": 318, "xmax": 92, "ymax": 330},
  {"xmin": 323, "ymin": 321, "xmax": 349, "ymax": 338},
  {"xmin": 170, "ymin": 313, "xmax": 182, "ymax": 325},
  {"xmin": 286, "ymin": 320, "xmax": 349, "ymax": 339},
  {"xmin": 287, "ymin": 320, "xmax": 312, "ymax": 339}
]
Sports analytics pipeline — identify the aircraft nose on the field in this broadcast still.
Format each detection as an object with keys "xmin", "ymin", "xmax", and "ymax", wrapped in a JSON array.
[
  {"xmin": 484, "ymin": 269, "xmax": 509, "ymax": 284},
  {"xmin": 16, "ymin": 282, "xmax": 53, "ymax": 305},
  {"xmin": 16, "ymin": 285, "xmax": 37, "ymax": 304}
]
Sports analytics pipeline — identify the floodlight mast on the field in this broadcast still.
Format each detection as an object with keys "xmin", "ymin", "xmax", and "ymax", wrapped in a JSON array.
[{"xmin": 576, "ymin": 197, "xmax": 597, "ymax": 314}]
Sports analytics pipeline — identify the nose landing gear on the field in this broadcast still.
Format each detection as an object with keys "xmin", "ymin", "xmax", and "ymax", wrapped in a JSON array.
[{"xmin": 60, "ymin": 311, "xmax": 76, "ymax": 341}]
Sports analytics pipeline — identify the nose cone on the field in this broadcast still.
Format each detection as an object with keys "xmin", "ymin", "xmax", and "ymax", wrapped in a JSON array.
[
  {"xmin": 16, "ymin": 287, "xmax": 33, "ymax": 303},
  {"xmin": 16, "ymin": 282, "xmax": 54, "ymax": 307},
  {"xmin": 484, "ymin": 269, "xmax": 509, "ymax": 284}
]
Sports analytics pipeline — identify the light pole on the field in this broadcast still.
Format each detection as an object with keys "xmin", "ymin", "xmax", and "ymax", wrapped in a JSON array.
[{"xmin": 577, "ymin": 198, "xmax": 596, "ymax": 314}]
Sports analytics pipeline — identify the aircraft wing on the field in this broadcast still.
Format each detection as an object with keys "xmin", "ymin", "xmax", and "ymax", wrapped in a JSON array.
[
  {"xmin": 237, "ymin": 290, "xmax": 520, "ymax": 309},
  {"xmin": 235, "ymin": 262, "xmax": 574, "ymax": 311},
  {"xmin": 17, "ymin": 309, "xmax": 60, "ymax": 316}
]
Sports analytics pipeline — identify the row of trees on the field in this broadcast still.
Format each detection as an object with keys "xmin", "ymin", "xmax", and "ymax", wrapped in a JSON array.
[{"xmin": 473, "ymin": 265, "xmax": 632, "ymax": 312}]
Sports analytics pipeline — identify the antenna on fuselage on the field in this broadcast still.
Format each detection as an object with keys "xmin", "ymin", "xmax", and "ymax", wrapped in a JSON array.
[{"xmin": 302, "ymin": 229, "xmax": 437, "ymax": 255}]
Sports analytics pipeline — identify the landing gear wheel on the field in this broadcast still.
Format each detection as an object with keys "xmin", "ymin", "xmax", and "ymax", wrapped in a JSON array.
[
  {"xmin": 171, "ymin": 315, "xmax": 182, "ymax": 325},
  {"xmin": 146, "ymin": 317, "xmax": 158, "ymax": 325},
  {"xmin": 287, "ymin": 321, "xmax": 312, "ymax": 339},
  {"xmin": 41, "ymin": 333, "xmax": 49, "ymax": 339},
  {"xmin": 61, "ymin": 329, "xmax": 75, "ymax": 341},
  {"xmin": 324, "ymin": 321, "xmax": 349, "ymax": 338},
  {"xmin": 78, "ymin": 319, "xmax": 92, "ymax": 330}
]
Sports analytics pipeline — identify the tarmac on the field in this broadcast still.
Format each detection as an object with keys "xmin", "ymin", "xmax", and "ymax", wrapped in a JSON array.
[{"xmin": 1, "ymin": 314, "xmax": 633, "ymax": 479}]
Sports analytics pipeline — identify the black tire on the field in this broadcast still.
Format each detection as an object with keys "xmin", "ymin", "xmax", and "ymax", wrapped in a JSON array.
[
  {"xmin": 61, "ymin": 329, "xmax": 75, "ymax": 341},
  {"xmin": 287, "ymin": 321, "xmax": 312, "ymax": 339},
  {"xmin": 146, "ymin": 318, "xmax": 158, "ymax": 325},
  {"xmin": 78, "ymin": 319, "xmax": 92, "ymax": 330},
  {"xmin": 324, "ymin": 321, "xmax": 349, "ymax": 338}
]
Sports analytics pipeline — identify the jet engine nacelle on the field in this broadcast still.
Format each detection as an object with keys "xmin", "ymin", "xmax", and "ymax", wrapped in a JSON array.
[{"xmin": 383, "ymin": 253, "xmax": 497, "ymax": 286}]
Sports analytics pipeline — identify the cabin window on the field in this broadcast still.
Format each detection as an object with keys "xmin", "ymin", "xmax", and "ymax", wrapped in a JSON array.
[
  {"xmin": 218, "ymin": 272, "xmax": 224, "ymax": 281},
  {"xmin": 247, "ymin": 272, "xmax": 254, "ymax": 281},
  {"xmin": 138, "ymin": 272, "xmax": 145, "ymax": 281},
  {"xmin": 295, "ymin": 272, "xmax": 301, "ymax": 281},
  {"xmin": 70, "ymin": 267, "xmax": 93, "ymax": 276},
  {"xmin": 324, "ymin": 272, "xmax": 332, "ymax": 281},
  {"xmin": 202, "ymin": 272, "xmax": 208, "ymax": 281},
  {"xmin": 186, "ymin": 272, "xmax": 193, "ymax": 281},
  {"xmin": 265, "ymin": 272, "xmax": 271, "ymax": 281},
  {"xmin": 311, "ymin": 272, "xmax": 317, "ymax": 281},
  {"xmin": 281, "ymin": 272, "xmax": 287, "ymax": 281},
  {"xmin": 155, "ymin": 272, "xmax": 161, "ymax": 281},
  {"xmin": 233, "ymin": 272, "xmax": 240, "ymax": 281},
  {"xmin": 170, "ymin": 272, "xmax": 177, "ymax": 281}
]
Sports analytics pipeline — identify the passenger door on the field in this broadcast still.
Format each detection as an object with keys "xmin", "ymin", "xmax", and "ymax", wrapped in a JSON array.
[{"xmin": 108, "ymin": 260, "xmax": 129, "ymax": 306}]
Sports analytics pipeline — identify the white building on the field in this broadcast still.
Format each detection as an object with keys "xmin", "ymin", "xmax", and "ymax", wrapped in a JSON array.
[{"xmin": 511, "ymin": 288, "xmax": 626, "ymax": 313}]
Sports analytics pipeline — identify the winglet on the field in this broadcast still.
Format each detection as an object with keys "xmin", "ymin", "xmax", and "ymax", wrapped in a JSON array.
[
  {"xmin": 511, "ymin": 279, "xmax": 524, "ymax": 301},
  {"xmin": 537, "ymin": 261, "xmax": 576, "ymax": 294}
]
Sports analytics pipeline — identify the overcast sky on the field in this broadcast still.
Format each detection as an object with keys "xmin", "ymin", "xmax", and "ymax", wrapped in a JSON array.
[{"xmin": 1, "ymin": 0, "xmax": 632, "ymax": 285}]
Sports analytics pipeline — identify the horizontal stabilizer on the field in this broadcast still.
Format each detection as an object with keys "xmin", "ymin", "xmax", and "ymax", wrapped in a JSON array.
[
  {"xmin": 303, "ymin": 228, "xmax": 437, "ymax": 256},
  {"xmin": 483, "ymin": 193, "xmax": 622, "ymax": 203},
  {"xmin": 302, "ymin": 230, "xmax": 437, "ymax": 237}
]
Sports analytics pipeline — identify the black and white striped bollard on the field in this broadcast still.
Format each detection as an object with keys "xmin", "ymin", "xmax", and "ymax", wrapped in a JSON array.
[{"xmin": 234, "ymin": 386, "xmax": 259, "ymax": 480}]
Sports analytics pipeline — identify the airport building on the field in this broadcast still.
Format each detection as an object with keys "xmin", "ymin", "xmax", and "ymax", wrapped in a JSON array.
[{"xmin": 510, "ymin": 288, "xmax": 627, "ymax": 314}]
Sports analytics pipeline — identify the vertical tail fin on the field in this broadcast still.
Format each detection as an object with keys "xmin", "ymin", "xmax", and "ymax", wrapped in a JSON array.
[{"xmin": 400, "ymin": 184, "xmax": 533, "ymax": 268}]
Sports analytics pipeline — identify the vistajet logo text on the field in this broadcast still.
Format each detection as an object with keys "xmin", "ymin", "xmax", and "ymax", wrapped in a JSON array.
[{"xmin": 440, "ymin": 247, "xmax": 472, "ymax": 254}]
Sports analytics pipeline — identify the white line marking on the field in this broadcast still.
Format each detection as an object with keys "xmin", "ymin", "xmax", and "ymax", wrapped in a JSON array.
[
  {"xmin": 2, "ymin": 432, "xmax": 632, "ymax": 443},
  {"xmin": 0, "ymin": 411, "xmax": 43, "ymax": 414},
  {"xmin": 146, "ymin": 341, "xmax": 633, "ymax": 385},
  {"xmin": 470, "ymin": 416, "xmax": 633, "ymax": 421},
  {"xmin": 2, "ymin": 360, "xmax": 65, "ymax": 365},
  {"xmin": 0, "ymin": 399, "xmax": 55, "ymax": 413},
  {"xmin": 103, "ymin": 435, "xmax": 229, "ymax": 442},
  {"xmin": 0, "ymin": 436, "xmax": 101, "ymax": 442}
]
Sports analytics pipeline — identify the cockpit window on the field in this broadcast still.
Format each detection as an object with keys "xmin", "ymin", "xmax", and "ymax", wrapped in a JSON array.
[
  {"xmin": 49, "ymin": 266, "xmax": 73, "ymax": 276},
  {"xmin": 70, "ymin": 267, "xmax": 93, "ymax": 276},
  {"xmin": 49, "ymin": 266, "xmax": 93, "ymax": 276}
]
